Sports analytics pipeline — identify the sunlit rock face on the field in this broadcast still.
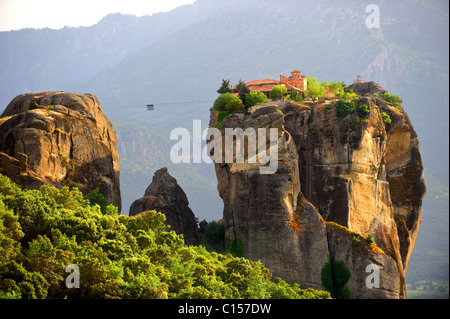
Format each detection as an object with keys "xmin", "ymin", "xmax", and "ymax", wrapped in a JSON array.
[
  {"xmin": 0, "ymin": 91, "xmax": 121, "ymax": 212},
  {"xmin": 209, "ymin": 86, "xmax": 425, "ymax": 298}
]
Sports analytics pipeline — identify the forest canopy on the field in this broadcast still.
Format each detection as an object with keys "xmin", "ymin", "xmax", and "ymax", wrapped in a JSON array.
[{"xmin": 0, "ymin": 174, "xmax": 330, "ymax": 299}]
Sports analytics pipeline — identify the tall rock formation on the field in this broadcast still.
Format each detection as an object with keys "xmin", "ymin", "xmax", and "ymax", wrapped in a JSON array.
[
  {"xmin": 0, "ymin": 91, "xmax": 121, "ymax": 212},
  {"xmin": 129, "ymin": 167, "xmax": 199, "ymax": 245},
  {"xmin": 208, "ymin": 83, "xmax": 425, "ymax": 298}
]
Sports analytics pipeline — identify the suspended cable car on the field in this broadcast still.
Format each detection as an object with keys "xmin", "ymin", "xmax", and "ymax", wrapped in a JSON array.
[{"xmin": 146, "ymin": 104, "xmax": 154, "ymax": 111}]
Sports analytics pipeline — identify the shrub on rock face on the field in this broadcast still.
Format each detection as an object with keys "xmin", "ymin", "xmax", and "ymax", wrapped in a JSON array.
[
  {"xmin": 213, "ymin": 93, "xmax": 239, "ymax": 111},
  {"xmin": 334, "ymin": 99, "xmax": 356, "ymax": 118},
  {"xmin": 381, "ymin": 112, "xmax": 391, "ymax": 123},
  {"xmin": 356, "ymin": 104, "xmax": 370, "ymax": 118},
  {"xmin": 320, "ymin": 255, "xmax": 351, "ymax": 299},
  {"xmin": 28, "ymin": 101, "xmax": 39, "ymax": 110}
]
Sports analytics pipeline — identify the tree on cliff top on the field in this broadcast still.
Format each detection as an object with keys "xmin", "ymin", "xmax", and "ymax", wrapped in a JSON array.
[
  {"xmin": 217, "ymin": 79, "xmax": 232, "ymax": 94},
  {"xmin": 306, "ymin": 76, "xmax": 325, "ymax": 101},
  {"xmin": 235, "ymin": 80, "xmax": 250, "ymax": 106},
  {"xmin": 270, "ymin": 85, "xmax": 288, "ymax": 100},
  {"xmin": 213, "ymin": 92, "xmax": 239, "ymax": 111}
]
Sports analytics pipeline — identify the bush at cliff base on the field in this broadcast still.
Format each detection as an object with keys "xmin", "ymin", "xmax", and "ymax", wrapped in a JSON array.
[{"xmin": 0, "ymin": 174, "xmax": 331, "ymax": 299}]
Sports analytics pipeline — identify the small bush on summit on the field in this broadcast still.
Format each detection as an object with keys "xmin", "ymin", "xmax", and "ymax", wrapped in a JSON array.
[
  {"xmin": 213, "ymin": 93, "xmax": 239, "ymax": 111},
  {"xmin": 356, "ymin": 104, "xmax": 370, "ymax": 118}
]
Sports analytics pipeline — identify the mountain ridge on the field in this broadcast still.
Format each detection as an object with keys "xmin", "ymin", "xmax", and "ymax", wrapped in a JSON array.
[{"xmin": 0, "ymin": 0, "xmax": 447, "ymax": 294}]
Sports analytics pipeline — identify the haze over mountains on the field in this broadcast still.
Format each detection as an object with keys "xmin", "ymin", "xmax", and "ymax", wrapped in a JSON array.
[{"xmin": 0, "ymin": 0, "xmax": 448, "ymax": 293}]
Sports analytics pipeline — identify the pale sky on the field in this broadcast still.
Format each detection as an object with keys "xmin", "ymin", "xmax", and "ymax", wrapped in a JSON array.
[{"xmin": 0, "ymin": 0, "xmax": 197, "ymax": 31}]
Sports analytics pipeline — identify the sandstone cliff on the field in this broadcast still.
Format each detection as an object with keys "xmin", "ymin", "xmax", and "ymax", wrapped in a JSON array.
[
  {"xmin": 0, "ymin": 91, "xmax": 121, "ymax": 211},
  {"xmin": 129, "ymin": 167, "xmax": 199, "ymax": 245},
  {"xmin": 208, "ymin": 83, "xmax": 425, "ymax": 298}
]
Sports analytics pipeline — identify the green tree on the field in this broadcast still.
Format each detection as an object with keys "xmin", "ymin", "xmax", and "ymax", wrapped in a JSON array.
[
  {"xmin": 286, "ymin": 89, "xmax": 303, "ymax": 102},
  {"xmin": 373, "ymin": 92, "xmax": 402, "ymax": 109},
  {"xmin": 328, "ymin": 81, "xmax": 345, "ymax": 96},
  {"xmin": 217, "ymin": 79, "xmax": 232, "ymax": 94},
  {"xmin": 270, "ymin": 85, "xmax": 288, "ymax": 100},
  {"xmin": 0, "ymin": 201, "xmax": 23, "ymax": 263},
  {"xmin": 225, "ymin": 99, "xmax": 244, "ymax": 113},
  {"xmin": 213, "ymin": 92, "xmax": 239, "ymax": 111},
  {"xmin": 245, "ymin": 91, "xmax": 268, "ymax": 108},
  {"xmin": 199, "ymin": 220, "xmax": 225, "ymax": 252},
  {"xmin": 0, "ymin": 173, "xmax": 331, "ymax": 300},
  {"xmin": 84, "ymin": 189, "xmax": 117, "ymax": 215},
  {"xmin": 334, "ymin": 99, "xmax": 356, "ymax": 118},
  {"xmin": 235, "ymin": 80, "xmax": 250, "ymax": 106},
  {"xmin": 214, "ymin": 110, "xmax": 232, "ymax": 129},
  {"xmin": 321, "ymin": 255, "xmax": 351, "ymax": 299},
  {"xmin": 227, "ymin": 237, "xmax": 244, "ymax": 257},
  {"xmin": 306, "ymin": 77, "xmax": 325, "ymax": 101}
]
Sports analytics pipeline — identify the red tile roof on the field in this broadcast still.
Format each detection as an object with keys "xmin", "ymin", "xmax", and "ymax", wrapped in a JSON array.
[
  {"xmin": 228, "ymin": 70, "xmax": 306, "ymax": 94},
  {"xmin": 250, "ymin": 85, "xmax": 275, "ymax": 92},
  {"xmin": 246, "ymin": 78, "xmax": 279, "ymax": 86}
]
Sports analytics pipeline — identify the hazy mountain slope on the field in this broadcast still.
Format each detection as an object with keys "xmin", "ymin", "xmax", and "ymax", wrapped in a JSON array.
[
  {"xmin": 112, "ymin": 118, "xmax": 222, "ymax": 221},
  {"xmin": 0, "ymin": 1, "xmax": 238, "ymax": 109},
  {"xmin": 80, "ymin": 1, "xmax": 448, "ymax": 158}
]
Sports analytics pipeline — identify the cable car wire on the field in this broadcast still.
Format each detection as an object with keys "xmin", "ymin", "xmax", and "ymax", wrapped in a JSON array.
[{"xmin": 102, "ymin": 99, "xmax": 214, "ymax": 109}]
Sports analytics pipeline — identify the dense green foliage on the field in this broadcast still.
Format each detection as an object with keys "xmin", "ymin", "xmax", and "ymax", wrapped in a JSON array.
[
  {"xmin": 334, "ymin": 97, "xmax": 371, "ymax": 120},
  {"xmin": 245, "ymin": 91, "xmax": 268, "ymax": 108},
  {"xmin": 323, "ymin": 81, "xmax": 346, "ymax": 96},
  {"xmin": 234, "ymin": 80, "xmax": 251, "ymax": 107},
  {"xmin": 225, "ymin": 99, "xmax": 245, "ymax": 113},
  {"xmin": 226, "ymin": 238, "xmax": 244, "ymax": 258},
  {"xmin": 355, "ymin": 104, "xmax": 370, "ymax": 118},
  {"xmin": 286, "ymin": 89, "xmax": 303, "ymax": 103},
  {"xmin": 320, "ymin": 255, "xmax": 351, "ymax": 299},
  {"xmin": 306, "ymin": 77, "xmax": 324, "ymax": 101},
  {"xmin": 374, "ymin": 92, "xmax": 402, "ymax": 109},
  {"xmin": 0, "ymin": 174, "xmax": 330, "ymax": 299},
  {"xmin": 334, "ymin": 99, "xmax": 356, "ymax": 118},
  {"xmin": 270, "ymin": 85, "xmax": 288, "ymax": 100},
  {"xmin": 84, "ymin": 189, "xmax": 116, "ymax": 215},
  {"xmin": 198, "ymin": 220, "xmax": 225, "ymax": 253},
  {"xmin": 213, "ymin": 92, "xmax": 239, "ymax": 111}
]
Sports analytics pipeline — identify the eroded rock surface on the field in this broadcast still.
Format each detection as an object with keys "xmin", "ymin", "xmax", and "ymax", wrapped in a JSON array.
[
  {"xmin": 0, "ymin": 91, "xmax": 121, "ymax": 211},
  {"xmin": 208, "ymin": 84, "xmax": 425, "ymax": 298},
  {"xmin": 129, "ymin": 167, "xmax": 199, "ymax": 245}
]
